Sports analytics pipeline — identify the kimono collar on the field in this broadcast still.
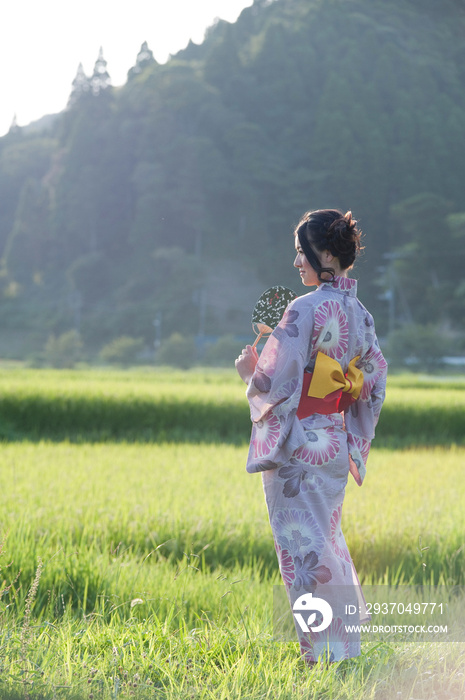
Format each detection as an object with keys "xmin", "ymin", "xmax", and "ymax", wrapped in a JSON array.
[{"xmin": 317, "ymin": 275, "xmax": 358, "ymax": 297}]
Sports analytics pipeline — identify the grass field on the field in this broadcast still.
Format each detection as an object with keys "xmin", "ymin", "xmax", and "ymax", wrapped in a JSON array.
[
  {"xmin": 0, "ymin": 368, "xmax": 464, "ymax": 699},
  {"xmin": 0, "ymin": 367, "xmax": 464, "ymax": 446}
]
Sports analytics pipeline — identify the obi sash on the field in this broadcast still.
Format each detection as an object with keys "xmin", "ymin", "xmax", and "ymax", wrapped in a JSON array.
[{"xmin": 296, "ymin": 352, "xmax": 364, "ymax": 420}]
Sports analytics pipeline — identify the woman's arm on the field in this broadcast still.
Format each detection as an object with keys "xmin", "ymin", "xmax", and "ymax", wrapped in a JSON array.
[
  {"xmin": 345, "ymin": 336, "xmax": 388, "ymax": 484},
  {"xmin": 240, "ymin": 298, "xmax": 315, "ymax": 472}
]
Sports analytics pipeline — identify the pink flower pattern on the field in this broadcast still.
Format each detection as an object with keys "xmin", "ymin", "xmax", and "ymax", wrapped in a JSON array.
[
  {"xmin": 360, "ymin": 343, "xmax": 388, "ymax": 400},
  {"xmin": 251, "ymin": 411, "xmax": 281, "ymax": 458},
  {"xmin": 333, "ymin": 276, "xmax": 354, "ymax": 292},
  {"xmin": 299, "ymin": 616, "xmax": 351, "ymax": 663},
  {"xmin": 356, "ymin": 313, "xmax": 375, "ymax": 356},
  {"xmin": 299, "ymin": 633, "xmax": 316, "ymax": 663},
  {"xmin": 310, "ymin": 617, "xmax": 350, "ymax": 662},
  {"xmin": 319, "ymin": 276, "xmax": 357, "ymax": 295},
  {"xmin": 246, "ymin": 270, "xmax": 386, "ymax": 662},
  {"xmin": 274, "ymin": 508, "xmax": 325, "ymax": 557},
  {"xmin": 349, "ymin": 434, "xmax": 371, "ymax": 465},
  {"xmin": 293, "ymin": 428, "xmax": 340, "ymax": 467},
  {"xmin": 311, "ymin": 300, "xmax": 349, "ymax": 361},
  {"xmin": 275, "ymin": 543, "xmax": 296, "ymax": 587},
  {"xmin": 272, "ymin": 377, "xmax": 299, "ymax": 404},
  {"xmin": 330, "ymin": 505, "xmax": 351, "ymax": 563}
]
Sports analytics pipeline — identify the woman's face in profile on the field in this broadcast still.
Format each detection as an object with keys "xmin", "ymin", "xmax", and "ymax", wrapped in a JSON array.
[{"xmin": 294, "ymin": 237, "xmax": 320, "ymax": 287}]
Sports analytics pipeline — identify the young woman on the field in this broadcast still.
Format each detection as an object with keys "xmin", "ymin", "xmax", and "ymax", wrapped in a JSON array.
[{"xmin": 235, "ymin": 209, "xmax": 387, "ymax": 662}]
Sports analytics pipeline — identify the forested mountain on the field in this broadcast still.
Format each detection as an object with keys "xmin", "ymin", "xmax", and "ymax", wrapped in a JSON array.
[{"xmin": 1, "ymin": 0, "xmax": 465, "ymax": 364}]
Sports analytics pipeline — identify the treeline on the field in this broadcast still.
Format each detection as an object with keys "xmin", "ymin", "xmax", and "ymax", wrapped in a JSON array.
[{"xmin": 0, "ymin": 0, "xmax": 464, "ymax": 364}]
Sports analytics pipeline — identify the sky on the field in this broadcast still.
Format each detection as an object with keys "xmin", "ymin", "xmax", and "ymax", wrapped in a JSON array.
[{"xmin": 0, "ymin": 0, "xmax": 254, "ymax": 137}]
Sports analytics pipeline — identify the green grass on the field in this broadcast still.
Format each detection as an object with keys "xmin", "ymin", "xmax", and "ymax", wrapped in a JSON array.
[
  {"xmin": 0, "ymin": 369, "xmax": 464, "ymax": 698},
  {"xmin": 0, "ymin": 368, "xmax": 248, "ymax": 443},
  {"xmin": 1, "ymin": 442, "xmax": 464, "ymax": 601},
  {"xmin": 2, "ymin": 617, "xmax": 464, "ymax": 700},
  {"xmin": 1, "ymin": 441, "xmax": 464, "ymax": 698},
  {"xmin": 1, "ymin": 368, "xmax": 465, "ymax": 446}
]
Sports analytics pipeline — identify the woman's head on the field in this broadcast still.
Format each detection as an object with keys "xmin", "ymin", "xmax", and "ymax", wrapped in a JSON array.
[{"xmin": 294, "ymin": 209, "xmax": 363, "ymax": 283}]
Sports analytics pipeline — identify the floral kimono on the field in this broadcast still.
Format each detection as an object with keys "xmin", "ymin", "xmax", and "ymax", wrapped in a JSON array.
[{"xmin": 245, "ymin": 276, "xmax": 387, "ymax": 662}]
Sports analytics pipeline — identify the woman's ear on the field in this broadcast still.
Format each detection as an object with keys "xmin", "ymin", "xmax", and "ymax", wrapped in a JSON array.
[{"xmin": 321, "ymin": 249, "xmax": 335, "ymax": 264}]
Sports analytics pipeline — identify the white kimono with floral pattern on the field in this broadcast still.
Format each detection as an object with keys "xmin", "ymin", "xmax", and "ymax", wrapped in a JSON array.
[{"xmin": 245, "ymin": 276, "xmax": 387, "ymax": 662}]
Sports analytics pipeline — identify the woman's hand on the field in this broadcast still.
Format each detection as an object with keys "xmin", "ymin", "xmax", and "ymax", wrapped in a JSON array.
[
  {"xmin": 235, "ymin": 345, "xmax": 259, "ymax": 384},
  {"xmin": 349, "ymin": 454, "xmax": 363, "ymax": 486}
]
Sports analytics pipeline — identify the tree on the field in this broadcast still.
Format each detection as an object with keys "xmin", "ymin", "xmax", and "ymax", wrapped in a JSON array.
[
  {"xmin": 8, "ymin": 114, "xmax": 20, "ymax": 135},
  {"xmin": 100, "ymin": 335, "xmax": 145, "ymax": 364},
  {"xmin": 388, "ymin": 193, "xmax": 453, "ymax": 325},
  {"xmin": 445, "ymin": 212, "xmax": 465, "ymax": 327},
  {"xmin": 128, "ymin": 42, "xmax": 156, "ymax": 80},
  {"xmin": 1, "ymin": 0, "xmax": 465, "ymax": 360},
  {"xmin": 44, "ymin": 330, "xmax": 83, "ymax": 368},
  {"xmin": 90, "ymin": 47, "xmax": 111, "ymax": 96},
  {"xmin": 3, "ymin": 178, "xmax": 52, "ymax": 286},
  {"xmin": 68, "ymin": 63, "xmax": 90, "ymax": 107}
]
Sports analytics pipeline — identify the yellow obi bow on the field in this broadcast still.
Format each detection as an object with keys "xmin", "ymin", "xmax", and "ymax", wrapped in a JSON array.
[{"xmin": 308, "ymin": 352, "xmax": 363, "ymax": 400}]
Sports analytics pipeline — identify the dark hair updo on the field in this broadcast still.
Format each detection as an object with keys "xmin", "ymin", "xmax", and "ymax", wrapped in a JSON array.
[{"xmin": 295, "ymin": 209, "xmax": 363, "ymax": 282}]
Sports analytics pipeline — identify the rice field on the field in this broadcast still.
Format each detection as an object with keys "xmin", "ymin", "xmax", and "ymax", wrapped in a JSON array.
[{"xmin": 0, "ymin": 368, "xmax": 464, "ymax": 699}]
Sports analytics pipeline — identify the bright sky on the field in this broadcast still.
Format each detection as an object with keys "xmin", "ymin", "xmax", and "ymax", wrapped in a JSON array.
[{"xmin": 0, "ymin": 0, "xmax": 254, "ymax": 137}]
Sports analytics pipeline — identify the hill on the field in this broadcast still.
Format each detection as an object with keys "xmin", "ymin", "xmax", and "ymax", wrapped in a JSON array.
[{"xmin": 0, "ymin": 0, "xmax": 464, "ymax": 362}]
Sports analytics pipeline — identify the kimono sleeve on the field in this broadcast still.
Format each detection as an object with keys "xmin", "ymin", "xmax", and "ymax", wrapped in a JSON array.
[
  {"xmin": 345, "ymin": 334, "xmax": 387, "ymax": 485},
  {"xmin": 245, "ymin": 298, "xmax": 313, "ymax": 473}
]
